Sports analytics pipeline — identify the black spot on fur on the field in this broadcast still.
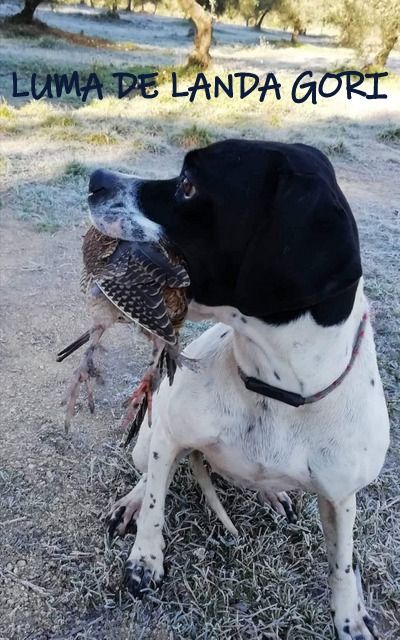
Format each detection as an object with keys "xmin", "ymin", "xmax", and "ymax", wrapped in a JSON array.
[
  {"xmin": 232, "ymin": 312, "xmax": 237, "ymax": 317},
  {"xmin": 220, "ymin": 331, "xmax": 228, "ymax": 338},
  {"xmin": 357, "ymin": 603, "xmax": 361, "ymax": 612},
  {"xmin": 345, "ymin": 565, "xmax": 351, "ymax": 573},
  {"xmin": 153, "ymin": 451, "xmax": 159, "ymax": 460},
  {"xmin": 247, "ymin": 424, "xmax": 255, "ymax": 434},
  {"xmin": 346, "ymin": 508, "xmax": 350, "ymax": 512},
  {"xmin": 370, "ymin": 378, "xmax": 375, "ymax": 386},
  {"xmin": 241, "ymin": 316, "xmax": 247, "ymax": 323},
  {"xmin": 343, "ymin": 625, "xmax": 350, "ymax": 635},
  {"xmin": 345, "ymin": 618, "xmax": 350, "ymax": 623},
  {"xmin": 150, "ymin": 493, "xmax": 154, "ymax": 498},
  {"xmin": 154, "ymin": 523, "xmax": 160, "ymax": 527},
  {"xmin": 149, "ymin": 504, "xmax": 154, "ymax": 509},
  {"xmin": 274, "ymin": 371, "xmax": 281, "ymax": 381},
  {"xmin": 335, "ymin": 563, "xmax": 339, "ymax": 569},
  {"xmin": 150, "ymin": 554, "xmax": 156, "ymax": 560}
]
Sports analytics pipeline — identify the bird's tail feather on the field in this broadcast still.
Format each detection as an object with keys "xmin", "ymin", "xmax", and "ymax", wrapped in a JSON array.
[
  {"xmin": 56, "ymin": 330, "xmax": 91, "ymax": 362},
  {"xmin": 189, "ymin": 450, "xmax": 238, "ymax": 536}
]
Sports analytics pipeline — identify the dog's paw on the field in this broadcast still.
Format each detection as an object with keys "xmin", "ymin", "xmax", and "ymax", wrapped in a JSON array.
[
  {"xmin": 333, "ymin": 605, "xmax": 380, "ymax": 639},
  {"xmin": 107, "ymin": 482, "xmax": 145, "ymax": 538},
  {"xmin": 124, "ymin": 547, "xmax": 164, "ymax": 597}
]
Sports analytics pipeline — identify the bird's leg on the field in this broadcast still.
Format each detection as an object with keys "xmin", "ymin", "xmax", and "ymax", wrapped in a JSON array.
[
  {"xmin": 62, "ymin": 325, "xmax": 106, "ymax": 432},
  {"xmin": 122, "ymin": 339, "xmax": 165, "ymax": 430}
]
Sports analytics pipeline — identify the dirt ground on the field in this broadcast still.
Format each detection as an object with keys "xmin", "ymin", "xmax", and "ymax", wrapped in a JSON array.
[{"xmin": 0, "ymin": 4, "xmax": 399, "ymax": 639}]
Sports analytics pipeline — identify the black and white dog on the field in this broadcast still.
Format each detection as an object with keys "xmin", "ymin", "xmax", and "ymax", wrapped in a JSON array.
[{"xmin": 88, "ymin": 140, "xmax": 389, "ymax": 640}]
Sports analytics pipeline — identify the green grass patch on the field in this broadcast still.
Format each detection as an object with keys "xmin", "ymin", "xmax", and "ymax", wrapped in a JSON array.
[
  {"xmin": 271, "ymin": 38, "xmax": 304, "ymax": 49},
  {"xmin": 52, "ymin": 129, "xmax": 82, "ymax": 142},
  {"xmin": 82, "ymin": 131, "xmax": 118, "ymax": 145},
  {"xmin": 35, "ymin": 35, "xmax": 64, "ymax": 49},
  {"xmin": 0, "ymin": 155, "xmax": 9, "ymax": 175},
  {"xmin": 377, "ymin": 128, "xmax": 400, "ymax": 144},
  {"xmin": 0, "ymin": 101, "xmax": 15, "ymax": 119},
  {"xmin": 34, "ymin": 220, "xmax": 61, "ymax": 233},
  {"xmin": 170, "ymin": 125, "xmax": 213, "ymax": 149},
  {"xmin": 64, "ymin": 160, "xmax": 88, "ymax": 178},
  {"xmin": 40, "ymin": 114, "xmax": 76, "ymax": 128},
  {"xmin": 159, "ymin": 64, "xmax": 205, "ymax": 86},
  {"xmin": 18, "ymin": 101, "xmax": 55, "ymax": 118},
  {"xmin": 320, "ymin": 140, "xmax": 349, "ymax": 157}
]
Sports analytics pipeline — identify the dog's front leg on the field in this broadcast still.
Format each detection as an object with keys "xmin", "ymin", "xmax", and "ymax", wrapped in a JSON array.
[
  {"xmin": 124, "ymin": 422, "xmax": 180, "ymax": 596},
  {"xmin": 318, "ymin": 495, "xmax": 379, "ymax": 640}
]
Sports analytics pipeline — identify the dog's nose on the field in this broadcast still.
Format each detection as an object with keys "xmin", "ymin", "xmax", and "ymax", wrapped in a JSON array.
[{"xmin": 89, "ymin": 169, "xmax": 118, "ymax": 194}]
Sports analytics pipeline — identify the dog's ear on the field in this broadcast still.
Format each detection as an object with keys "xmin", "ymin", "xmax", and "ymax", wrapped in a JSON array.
[{"xmin": 235, "ymin": 156, "xmax": 362, "ymax": 318}]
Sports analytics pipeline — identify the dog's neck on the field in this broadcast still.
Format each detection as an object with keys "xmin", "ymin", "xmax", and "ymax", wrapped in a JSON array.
[{"xmin": 190, "ymin": 281, "xmax": 368, "ymax": 397}]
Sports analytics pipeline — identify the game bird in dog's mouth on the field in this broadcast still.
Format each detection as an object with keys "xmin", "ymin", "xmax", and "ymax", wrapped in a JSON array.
[{"xmin": 57, "ymin": 199, "xmax": 195, "ymax": 434}]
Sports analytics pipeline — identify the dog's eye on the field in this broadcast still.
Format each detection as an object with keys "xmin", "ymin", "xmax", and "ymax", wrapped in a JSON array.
[{"xmin": 181, "ymin": 177, "xmax": 196, "ymax": 199}]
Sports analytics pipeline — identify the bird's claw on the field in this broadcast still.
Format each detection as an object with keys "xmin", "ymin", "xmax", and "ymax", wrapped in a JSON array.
[
  {"xmin": 61, "ymin": 347, "xmax": 103, "ymax": 432},
  {"xmin": 122, "ymin": 377, "xmax": 152, "ymax": 432}
]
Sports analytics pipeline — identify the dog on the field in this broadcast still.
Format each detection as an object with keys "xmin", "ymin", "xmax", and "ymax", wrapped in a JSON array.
[{"xmin": 88, "ymin": 140, "xmax": 389, "ymax": 640}]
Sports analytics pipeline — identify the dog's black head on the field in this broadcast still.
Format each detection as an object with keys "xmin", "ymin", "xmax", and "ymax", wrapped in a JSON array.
[{"xmin": 88, "ymin": 139, "xmax": 362, "ymax": 326}]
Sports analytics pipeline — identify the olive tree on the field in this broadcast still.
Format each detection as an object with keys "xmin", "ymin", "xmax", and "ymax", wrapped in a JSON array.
[
  {"xmin": 9, "ymin": 0, "xmax": 44, "ymax": 23},
  {"xmin": 178, "ymin": 0, "xmax": 213, "ymax": 67}
]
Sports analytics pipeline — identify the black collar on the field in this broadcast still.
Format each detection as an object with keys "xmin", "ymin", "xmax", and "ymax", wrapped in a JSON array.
[{"xmin": 238, "ymin": 313, "xmax": 368, "ymax": 408}]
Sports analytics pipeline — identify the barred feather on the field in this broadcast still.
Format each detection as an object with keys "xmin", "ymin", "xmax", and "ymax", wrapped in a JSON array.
[{"xmin": 80, "ymin": 226, "xmax": 190, "ymax": 344}]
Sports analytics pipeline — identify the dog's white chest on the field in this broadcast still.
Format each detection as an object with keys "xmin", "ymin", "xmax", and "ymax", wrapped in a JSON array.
[{"xmin": 201, "ymin": 410, "xmax": 313, "ymax": 493}]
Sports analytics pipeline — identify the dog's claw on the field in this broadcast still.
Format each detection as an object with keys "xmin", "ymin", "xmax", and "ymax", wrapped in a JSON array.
[
  {"xmin": 124, "ymin": 559, "xmax": 162, "ymax": 597},
  {"xmin": 280, "ymin": 497, "xmax": 297, "ymax": 524},
  {"xmin": 333, "ymin": 606, "xmax": 380, "ymax": 639},
  {"xmin": 108, "ymin": 505, "xmax": 126, "ymax": 539}
]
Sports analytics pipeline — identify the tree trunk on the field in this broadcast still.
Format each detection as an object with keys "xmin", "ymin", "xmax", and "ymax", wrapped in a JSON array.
[
  {"xmin": 9, "ymin": 0, "xmax": 43, "ymax": 23},
  {"xmin": 126, "ymin": 0, "xmax": 133, "ymax": 10},
  {"xmin": 178, "ymin": 0, "xmax": 212, "ymax": 68},
  {"xmin": 291, "ymin": 17, "xmax": 302, "ymax": 44},
  {"xmin": 254, "ymin": 8, "xmax": 269, "ymax": 31},
  {"xmin": 373, "ymin": 31, "xmax": 398, "ymax": 67}
]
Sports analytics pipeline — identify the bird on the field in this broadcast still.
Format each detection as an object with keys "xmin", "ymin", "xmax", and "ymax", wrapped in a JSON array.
[{"xmin": 57, "ymin": 225, "xmax": 193, "ymax": 435}]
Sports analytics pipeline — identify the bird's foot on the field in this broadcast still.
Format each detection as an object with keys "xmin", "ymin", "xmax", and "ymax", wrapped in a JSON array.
[
  {"xmin": 122, "ymin": 374, "xmax": 153, "ymax": 430},
  {"xmin": 61, "ymin": 345, "xmax": 103, "ymax": 433}
]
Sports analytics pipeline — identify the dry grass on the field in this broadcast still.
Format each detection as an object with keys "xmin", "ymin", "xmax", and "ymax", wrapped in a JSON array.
[{"xmin": 0, "ymin": 6, "xmax": 399, "ymax": 639}]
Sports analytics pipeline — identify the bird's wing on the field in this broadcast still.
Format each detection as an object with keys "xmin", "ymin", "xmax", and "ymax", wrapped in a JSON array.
[
  {"xmin": 95, "ymin": 244, "xmax": 178, "ymax": 344},
  {"xmin": 102, "ymin": 242, "xmax": 190, "ymax": 288},
  {"xmin": 97, "ymin": 278, "xmax": 176, "ymax": 344},
  {"xmin": 135, "ymin": 243, "xmax": 191, "ymax": 289}
]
